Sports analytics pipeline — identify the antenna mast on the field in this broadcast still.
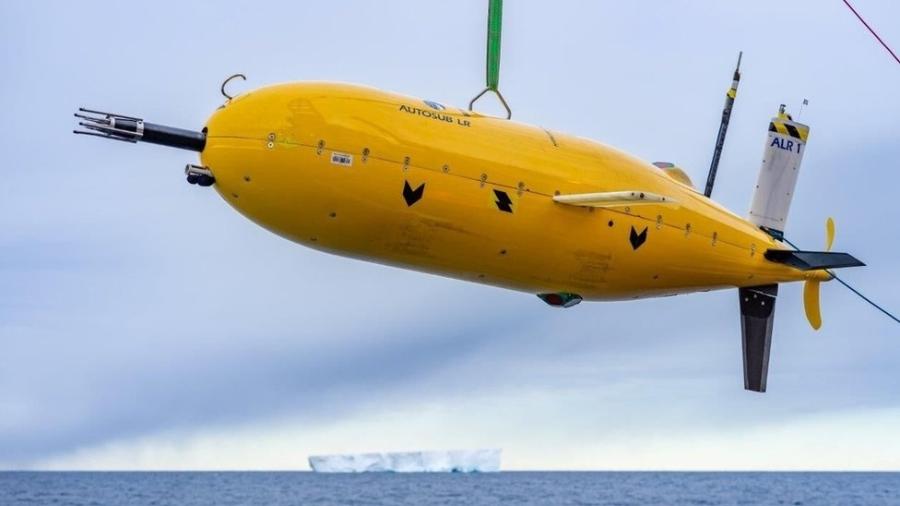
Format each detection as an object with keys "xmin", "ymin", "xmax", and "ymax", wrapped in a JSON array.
[{"xmin": 703, "ymin": 52, "xmax": 742, "ymax": 198}]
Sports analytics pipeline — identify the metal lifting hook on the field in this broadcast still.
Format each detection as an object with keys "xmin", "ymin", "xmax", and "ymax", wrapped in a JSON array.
[
  {"xmin": 469, "ymin": 87, "xmax": 512, "ymax": 120},
  {"xmin": 221, "ymin": 73, "xmax": 247, "ymax": 100}
]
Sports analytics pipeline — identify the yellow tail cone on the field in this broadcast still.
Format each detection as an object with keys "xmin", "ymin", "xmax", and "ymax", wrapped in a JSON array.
[{"xmin": 804, "ymin": 279, "xmax": 822, "ymax": 330}]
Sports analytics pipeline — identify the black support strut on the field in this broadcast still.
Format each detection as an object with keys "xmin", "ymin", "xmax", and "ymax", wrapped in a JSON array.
[{"xmin": 74, "ymin": 108, "xmax": 206, "ymax": 152}]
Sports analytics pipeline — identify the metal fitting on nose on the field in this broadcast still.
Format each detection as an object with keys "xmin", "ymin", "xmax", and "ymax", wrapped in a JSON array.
[
  {"xmin": 185, "ymin": 164, "xmax": 215, "ymax": 187},
  {"xmin": 74, "ymin": 108, "xmax": 206, "ymax": 152}
]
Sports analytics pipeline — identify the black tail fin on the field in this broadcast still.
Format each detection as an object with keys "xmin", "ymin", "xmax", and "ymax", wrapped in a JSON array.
[
  {"xmin": 739, "ymin": 284, "xmax": 778, "ymax": 392},
  {"xmin": 764, "ymin": 249, "xmax": 864, "ymax": 270}
]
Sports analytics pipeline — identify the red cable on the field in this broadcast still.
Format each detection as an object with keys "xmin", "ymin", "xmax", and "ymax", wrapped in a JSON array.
[{"xmin": 842, "ymin": 0, "xmax": 900, "ymax": 65}]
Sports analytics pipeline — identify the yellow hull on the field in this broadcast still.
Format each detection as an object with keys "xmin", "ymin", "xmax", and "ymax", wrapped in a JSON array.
[{"xmin": 201, "ymin": 82, "xmax": 822, "ymax": 301}]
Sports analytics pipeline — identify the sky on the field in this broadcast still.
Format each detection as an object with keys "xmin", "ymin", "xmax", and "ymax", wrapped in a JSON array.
[{"xmin": 1, "ymin": 0, "xmax": 899, "ymax": 470}]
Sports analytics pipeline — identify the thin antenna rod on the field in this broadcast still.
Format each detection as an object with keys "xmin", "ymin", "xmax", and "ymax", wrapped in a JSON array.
[{"xmin": 704, "ymin": 51, "xmax": 742, "ymax": 198}]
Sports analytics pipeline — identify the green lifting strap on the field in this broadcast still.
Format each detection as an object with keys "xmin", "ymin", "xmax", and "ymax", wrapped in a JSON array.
[
  {"xmin": 469, "ymin": 0, "xmax": 511, "ymax": 119},
  {"xmin": 486, "ymin": 0, "xmax": 503, "ymax": 90}
]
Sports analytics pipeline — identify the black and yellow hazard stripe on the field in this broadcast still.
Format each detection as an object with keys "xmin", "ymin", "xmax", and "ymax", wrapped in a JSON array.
[
  {"xmin": 726, "ymin": 84, "xmax": 738, "ymax": 100},
  {"xmin": 768, "ymin": 119, "xmax": 809, "ymax": 142}
]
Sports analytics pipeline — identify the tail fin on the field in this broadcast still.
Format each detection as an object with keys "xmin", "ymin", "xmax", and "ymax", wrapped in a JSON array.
[
  {"xmin": 736, "ymin": 246, "xmax": 863, "ymax": 393},
  {"xmin": 748, "ymin": 105, "xmax": 809, "ymax": 238},
  {"xmin": 739, "ymin": 284, "xmax": 777, "ymax": 392},
  {"xmin": 764, "ymin": 249, "xmax": 865, "ymax": 270}
]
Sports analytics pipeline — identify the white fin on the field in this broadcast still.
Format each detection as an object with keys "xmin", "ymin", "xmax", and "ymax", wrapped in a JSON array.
[{"xmin": 553, "ymin": 190, "xmax": 677, "ymax": 208}]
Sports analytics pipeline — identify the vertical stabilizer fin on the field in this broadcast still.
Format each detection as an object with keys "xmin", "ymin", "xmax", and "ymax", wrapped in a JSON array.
[
  {"xmin": 748, "ymin": 105, "xmax": 809, "ymax": 237},
  {"xmin": 739, "ymin": 284, "xmax": 778, "ymax": 392}
]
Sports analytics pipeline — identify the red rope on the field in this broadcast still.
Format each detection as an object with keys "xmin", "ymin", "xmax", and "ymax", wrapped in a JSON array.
[{"xmin": 842, "ymin": 0, "xmax": 900, "ymax": 65}]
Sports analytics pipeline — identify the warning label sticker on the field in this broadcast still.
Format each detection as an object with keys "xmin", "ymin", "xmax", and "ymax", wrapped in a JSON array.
[{"xmin": 330, "ymin": 152, "xmax": 353, "ymax": 167}]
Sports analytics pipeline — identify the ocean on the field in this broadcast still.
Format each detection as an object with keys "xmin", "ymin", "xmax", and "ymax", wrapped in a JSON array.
[{"xmin": 1, "ymin": 471, "xmax": 898, "ymax": 505}]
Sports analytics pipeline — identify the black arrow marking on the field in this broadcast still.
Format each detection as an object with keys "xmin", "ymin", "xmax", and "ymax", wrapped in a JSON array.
[
  {"xmin": 494, "ymin": 189, "xmax": 513, "ymax": 213},
  {"xmin": 402, "ymin": 181, "xmax": 425, "ymax": 207},
  {"xmin": 403, "ymin": 181, "xmax": 425, "ymax": 207},
  {"xmin": 630, "ymin": 226, "xmax": 648, "ymax": 250}
]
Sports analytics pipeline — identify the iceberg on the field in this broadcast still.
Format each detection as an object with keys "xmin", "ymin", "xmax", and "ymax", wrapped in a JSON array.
[{"xmin": 308, "ymin": 449, "xmax": 501, "ymax": 473}]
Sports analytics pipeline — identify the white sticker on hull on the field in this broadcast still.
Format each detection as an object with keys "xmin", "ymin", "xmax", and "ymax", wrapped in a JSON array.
[{"xmin": 330, "ymin": 152, "xmax": 353, "ymax": 167}]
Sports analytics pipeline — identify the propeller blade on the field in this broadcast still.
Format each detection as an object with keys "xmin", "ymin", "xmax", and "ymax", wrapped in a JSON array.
[
  {"xmin": 803, "ymin": 279, "xmax": 822, "ymax": 330},
  {"xmin": 826, "ymin": 217, "xmax": 835, "ymax": 252}
]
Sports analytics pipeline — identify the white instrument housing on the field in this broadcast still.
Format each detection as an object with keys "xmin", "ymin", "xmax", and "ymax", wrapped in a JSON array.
[{"xmin": 749, "ymin": 110, "xmax": 810, "ymax": 236}]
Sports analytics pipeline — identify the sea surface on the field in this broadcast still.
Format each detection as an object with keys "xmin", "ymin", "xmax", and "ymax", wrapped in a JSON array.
[{"xmin": 1, "ymin": 471, "xmax": 898, "ymax": 505}]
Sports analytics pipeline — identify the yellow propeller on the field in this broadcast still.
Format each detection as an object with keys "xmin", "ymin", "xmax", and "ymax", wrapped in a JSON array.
[
  {"xmin": 804, "ymin": 279, "xmax": 822, "ymax": 330},
  {"xmin": 802, "ymin": 217, "xmax": 835, "ymax": 330}
]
